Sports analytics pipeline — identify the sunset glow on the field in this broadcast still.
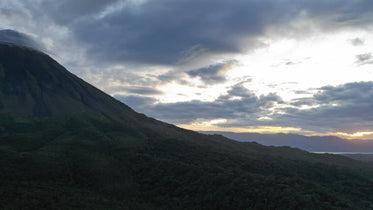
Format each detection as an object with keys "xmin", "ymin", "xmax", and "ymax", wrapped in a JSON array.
[
  {"xmin": 178, "ymin": 122, "xmax": 302, "ymax": 134},
  {"xmin": 332, "ymin": 131, "xmax": 373, "ymax": 139}
]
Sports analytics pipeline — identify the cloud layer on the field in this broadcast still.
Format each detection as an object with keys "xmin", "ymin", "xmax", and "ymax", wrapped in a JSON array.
[
  {"xmin": 187, "ymin": 61, "xmax": 238, "ymax": 84},
  {"xmin": 281, "ymin": 82, "xmax": 373, "ymax": 133},
  {"xmin": 117, "ymin": 82, "xmax": 282, "ymax": 124},
  {"xmin": 116, "ymin": 82, "xmax": 373, "ymax": 134},
  {"xmin": 10, "ymin": 0, "xmax": 371, "ymax": 66},
  {"xmin": 2, "ymin": 0, "xmax": 373, "ymax": 135}
]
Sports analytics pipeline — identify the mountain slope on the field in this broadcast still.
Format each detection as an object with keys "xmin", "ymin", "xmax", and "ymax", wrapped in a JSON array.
[
  {"xmin": 1, "ymin": 43, "xmax": 373, "ymax": 209},
  {"xmin": 0, "ymin": 43, "xmax": 140, "ymax": 121}
]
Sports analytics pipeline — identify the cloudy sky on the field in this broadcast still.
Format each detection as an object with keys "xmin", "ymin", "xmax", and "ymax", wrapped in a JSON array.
[{"xmin": 1, "ymin": 0, "xmax": 373, "ymax": 139}]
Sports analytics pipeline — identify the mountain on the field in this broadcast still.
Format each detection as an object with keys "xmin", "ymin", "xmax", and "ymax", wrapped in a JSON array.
[
  {"xmin": 1, "ymin": 43, "xmax": 373, "ymax": 209},
  {"xmin": 201, "ymin": 131, "xmax": 373, "ymax": 153},
  {"xmin": 0, "ymin": 42, "xmax": 143, "ymax": 121}
]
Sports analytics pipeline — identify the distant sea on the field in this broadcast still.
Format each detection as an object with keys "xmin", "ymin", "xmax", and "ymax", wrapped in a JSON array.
[
  {"xmin": 315, "ymin": 152, "xmax": 373, "ymax": 162},
  {"xmin": 313, "ymin": 152, "xmax": 373, "ymax": 154}
]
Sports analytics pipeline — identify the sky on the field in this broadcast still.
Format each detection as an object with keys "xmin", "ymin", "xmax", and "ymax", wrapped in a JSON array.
[{"xmin": 1, "ymin": 0, "xmax": 373, "ymax": 139}]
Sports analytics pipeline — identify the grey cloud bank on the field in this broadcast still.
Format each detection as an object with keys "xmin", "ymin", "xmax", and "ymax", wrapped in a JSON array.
[
  {"xmin": 264, "ymin": 82, "xmax": 373, "ymax": 133},
  {"xmin": 187, "ymin": 61, "xmax": 238, "ymax": 84},
  {"xmin": 117, "ymin": 83, "xmax": 283, "ymax": 124},
  {"xmin": 19, "ymin": 0, "xmax": 373, "ymax": 66},
  {"xmin": 117, "ymin": 82, "xmax": 373, "ymax": 134},
  {"xmin": 350, "ymin": 38, "xmax": 365, "ymax": 46},
  {"xmin": 356, "ymin": 53, "xmax": 373, "ymax": 65}
]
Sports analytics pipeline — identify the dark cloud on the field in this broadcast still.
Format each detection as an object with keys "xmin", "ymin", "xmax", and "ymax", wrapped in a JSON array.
[
  {"xmin": 314, "ymin": 83, "xmax": 372, "ymax": 103},
  {"xmin": 289, "ymin": 98, "xmax": 315, "ymax": 107},
  {"xmin": 156, "ymin": 71, "xmax": 190, "ymax": 86},
  {"xmin": 355, "ymin": 53, "xmax": 373, "ymax": 65},
  {"xmin": 41, "ymin": 0, "xmax": 120, "ymax": 25},
  {"xmin": 272, "ymin": 60, "xmax": 299, "ymax": 68},
  {"xmin": 187, "ymin": 61, "xmax": 237, "ymax": 84},
  {"xmin": 74, "ymin": 0, "xmax": 373, "ymax": 65},
  {"xmin": 114, "ymin": 94, "xmax": 156, "ymax": 111},
  {"xmin": 7, "ymin": 0, "xmax": 373, "ymax": 66},
  {"xmin": 114, "ymin": 82, "xmax": 373, "ymax": 134},
  {"xmin": 126, "ymin": 86, "xmax": 163, "ymax": 95},
  {"xmin": 350, "ymin": 37, "xmax": 365, "ymax": 46},
  {"xmin": 67, "ymin": 0, "xmax": 290, "ymax": 65},
  {"xmin": 0, "ymin": 29, "xmax": 43, "ymax": 51},
  {"xmin": 0, "ymin": 8, "xmax": 23, "ymax": 19},
  {"xmin": 32, "ymin": 1, "xmax": 300, "ymax": 65},
  {"xmin": 108, "ymin": 86, "xmax": 163, "ymax": 95},
  {"xmin": 156, "ymin": 61, "xmax": 242, "ymax": 86},
  {"xmin": 240, "ymin": 82, "xmax": 373, "ymax": 133},
  {"xmin": 216, "ymin": 82, "xmax": 373, "ymax": 133},
  {"xmin": 4, "ymin": 0, "xmax": 373, "ymax": 67},
  {"xmin": 285, "ymin": 61, "xmax": 296, "ymax": 66},
  {"xmin": 294, "ymin": 90, "xmax": 312, "ymax": 94},
  {"xmin": 276, "ymin": 82, "xmax": 373, "ymax": 133}
]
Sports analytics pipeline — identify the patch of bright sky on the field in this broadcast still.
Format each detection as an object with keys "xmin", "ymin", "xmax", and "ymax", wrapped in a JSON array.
[
  {"xmin": 153, "ymin": 29, "xmax": 373, "ymax": 105},
  {"xmin": 230, "ymin": 29, "xmax": 373, "ymax": 101},
  {"xmin": 155, "ymin": 29, "xmax": 373, "ymax": 136},
  {"xmin": 158, "ymin": 82, "xmax": 227, "ymax": 103}
]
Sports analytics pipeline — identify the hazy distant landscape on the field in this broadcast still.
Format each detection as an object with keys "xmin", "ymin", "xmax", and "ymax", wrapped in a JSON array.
[
  {"xmin": 201, "ymin": 131, "xmax": 373, "ymax": 162},
  {"xmin": 201, "ymin": 131, "xmax": 373, "ymax": 153},
  {"xmin": 2, "ymin": 0, "xmax": 373, "ymax": 209}
]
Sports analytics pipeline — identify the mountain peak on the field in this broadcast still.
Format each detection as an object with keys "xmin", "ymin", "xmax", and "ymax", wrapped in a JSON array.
[
  {"xmin": 0, "ymin": 29, "xmax": 43, "ymax": 52},
  {"xmin": 0, "ymin": 43, "xmax": 136, "ymax": 120}
]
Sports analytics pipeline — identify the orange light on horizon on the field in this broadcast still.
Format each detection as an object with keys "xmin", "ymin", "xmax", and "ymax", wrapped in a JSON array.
[
  {"xmin": 176, "ymin": 119, "xmax": 373, "ymax": 140},
  {"xmin": 176, "ymin": 120, "xmax": 301, "ymax": 134},
  {"xmin": 333, "ymin": 131, "xmax": 373, "ymax": 139}
]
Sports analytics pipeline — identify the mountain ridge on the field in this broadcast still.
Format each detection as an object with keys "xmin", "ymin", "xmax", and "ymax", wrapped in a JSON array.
[
  {"xmin": 201, "ymin": 131, "xmax": 373, "ymax": 152},
  {"xmin": 1, "ymin": 43, "xmax": 373, "ymax": 209}
]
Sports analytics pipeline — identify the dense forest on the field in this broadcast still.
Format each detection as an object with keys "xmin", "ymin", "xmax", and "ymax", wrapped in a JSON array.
[{"xmin": 2, "ymin": 114, "xmax": 373, "ymax": 209}]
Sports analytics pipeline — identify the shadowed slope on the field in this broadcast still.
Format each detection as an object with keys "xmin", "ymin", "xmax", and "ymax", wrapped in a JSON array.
[{"xmin": 0, "ymin": 44, "xmax": 138, "ymax": 121}]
